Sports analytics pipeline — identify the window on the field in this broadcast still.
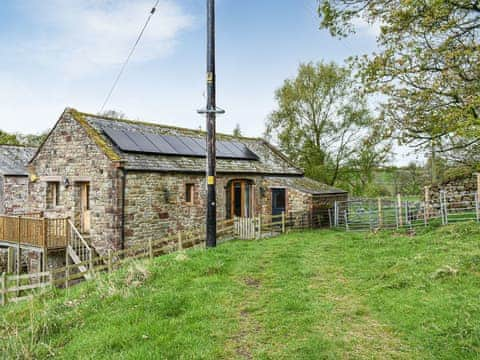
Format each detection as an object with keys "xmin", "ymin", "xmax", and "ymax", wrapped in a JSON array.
[
  {"xmin": 46, "ymin": 182, "xmax": 60, "ymax": 208},
  {"xmin": 185, "ymin": 184, "xmax": 194, "ymax": 204}
]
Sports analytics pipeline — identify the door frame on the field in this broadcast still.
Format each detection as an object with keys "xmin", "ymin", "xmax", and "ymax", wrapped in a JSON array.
[
  {"xmin": 228, "ymin": 179, "xmax": 254, "ymax": 218},
  {"xmin": 78, "ymin": 182, "xmax": 91, "ymax": 233}
]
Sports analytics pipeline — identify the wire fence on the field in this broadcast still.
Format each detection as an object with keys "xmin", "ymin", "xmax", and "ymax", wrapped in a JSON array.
[{"xmin": 332, "ymin": 191, "xmax": 480, "ymax": 232}]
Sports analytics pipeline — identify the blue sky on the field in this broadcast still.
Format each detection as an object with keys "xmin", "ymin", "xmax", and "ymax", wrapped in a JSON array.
[{"xmin": 1, "ymin": 0, "xmax": 417, "ymax": 163}]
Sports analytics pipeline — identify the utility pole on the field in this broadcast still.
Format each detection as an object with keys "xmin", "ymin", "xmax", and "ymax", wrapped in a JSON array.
[{"xmin": 198, "ymin": 0, "xmax": 224, "ymax": 248}]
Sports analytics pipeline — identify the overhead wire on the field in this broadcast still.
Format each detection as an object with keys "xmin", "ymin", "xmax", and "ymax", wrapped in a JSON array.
[{"xmin": 99, "ymin": 0, "xmax": 160, "ymax": 113}]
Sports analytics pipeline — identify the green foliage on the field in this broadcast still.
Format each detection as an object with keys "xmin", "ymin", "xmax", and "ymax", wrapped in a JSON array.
[
  {"xmin": 0, "ymin": 130, "xmax": 20, "ymax": 145},
  {"xmin": 3, "ymin": 225, "xmax": 480, "ymax": 358},
  {"xmin": 266, "ymin": 61, "xmax": 390, "ymax": 190},
  {"xmin": 318, "ymin": 0, "xmax": 480, "ymax": 159}
]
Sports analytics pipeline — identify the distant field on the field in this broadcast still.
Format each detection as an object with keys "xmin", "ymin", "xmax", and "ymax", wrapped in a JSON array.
[{"xmin": 2, "ymin": 224, "xmax": 480, "ymax": 359}]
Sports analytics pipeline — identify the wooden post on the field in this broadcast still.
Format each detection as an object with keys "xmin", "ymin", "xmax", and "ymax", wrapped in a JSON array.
[
  {"xmin": 89, "ymin": 251, "xmax": 94, "ymax": 277},
  {"xmin": 1, "ymin": 272, "xmax": 6, "ymax": 306},
  {"xmin": 107, "ymin": 249, "xmax": 112, "ymax": 273},
  {"xmin": 65, "ymin": 249, "xmax": 70, "ymax": 289},
  {"xmin": 49, "ymin": 272, "xmax": 54, "ymax": 289},
  {"xmin": 281, "ymin": 211, "xmax": 286, "ymax": 233},
  {"xmin": 257, "ymin": 216, "xmax": 262, "ymax": 239},
  {"xmin": 377, "ymin": 198, "xmax": 383, "ymax": 228},
  {"xmin": 7, "ymin": 248, "xmax": 14, "ymax": 274},
  {"xmin": 178, "ymin": 232, "xmax": 183, "ymax": 251},
  {"xmin": 424, "ymin": 186, "xmax": 430, "ymax": 224},
  {"xmin": 476, "ymin": 173, "xmax": 480, "ymax": 214},
  {"xmin": 149, "ymin": 239, "xmax": 153, "ymax": 259},
  {"xmin": 397, "ymin": 194, "xmax": 403, "ymax": 227},
  {"xmin": 42, "ymin": 218, "xmax": 47, "ymax": 250}
]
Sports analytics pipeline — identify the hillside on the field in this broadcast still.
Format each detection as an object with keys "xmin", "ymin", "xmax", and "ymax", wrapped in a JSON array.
[{"xmin": 2, "ymin": 224, "xmax": 480, "ymax": 359}]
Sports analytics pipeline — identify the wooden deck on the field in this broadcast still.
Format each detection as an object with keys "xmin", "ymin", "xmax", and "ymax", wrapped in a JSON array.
[{"xmin": 0, "ymin": 215, "xmax": 69, "ymax": 250}]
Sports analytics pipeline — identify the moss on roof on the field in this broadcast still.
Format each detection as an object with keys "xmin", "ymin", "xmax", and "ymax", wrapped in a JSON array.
[{"xmin": 71, "ymin": 110, "xmax": 121, "ymax": 161}]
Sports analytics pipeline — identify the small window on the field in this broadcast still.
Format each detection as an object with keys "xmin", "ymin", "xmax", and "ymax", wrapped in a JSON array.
[
  {"xmin": 46, "ymin": 182, "xmax": 60, "ymax": 208},
  {"xmin": 185, "ymin": 184, "xmax": 194, "ymax": 204}
]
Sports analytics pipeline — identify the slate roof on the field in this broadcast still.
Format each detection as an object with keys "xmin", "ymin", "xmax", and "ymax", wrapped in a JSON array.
[
  {"xmin": 74, "ymin": 111, "xmax": 304, "ymax": 176},
  {"xmin": 0, "ymin": 145, "xmax": 36, "ymax": 176},
  {"xmin": 268, "ymin": 176, "xmax": 348, "ymax": 195}
]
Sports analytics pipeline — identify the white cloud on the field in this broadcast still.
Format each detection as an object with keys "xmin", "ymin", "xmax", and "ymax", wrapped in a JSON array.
[{"xmin": 14, "ymin": 0, "xmax": 194, "ymax": 77}]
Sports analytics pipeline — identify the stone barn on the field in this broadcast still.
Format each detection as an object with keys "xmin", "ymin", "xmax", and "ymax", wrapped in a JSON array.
[
  {"xmin": 0, "ymin": 145, "xmax": 36, "ymax": 215},
  {"xmin": 24, "ymin": 108, "xmax": 347, "ymax": 256}
]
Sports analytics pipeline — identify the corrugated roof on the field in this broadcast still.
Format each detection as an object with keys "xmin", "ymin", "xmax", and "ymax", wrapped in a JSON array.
[
  {"xmin": 268, "ymin": 176, "xmax": 348, "ymax": 195},
  {"xmin": 0, "ymin": 145, "xmax": 36, "ymax": 176},
  {"xmin": 76, "ymin": 111, "xmax": 303, "ymax": 175}
]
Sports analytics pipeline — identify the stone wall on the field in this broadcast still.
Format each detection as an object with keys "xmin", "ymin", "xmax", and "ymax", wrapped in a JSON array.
[
  {"xmin": 123, "ymin": 173, "xmax": 324, "ymax": 247},
  {"xmin": 429, "ymin": 173, "xmax": 477, "ymax": 205},
  {"xmin": 2, "ymin": 176, "xmax": 29, "ymax": 215},
  {"xmin": 28, "ymin": 112, "xmax": 123, "ymax": 255}
]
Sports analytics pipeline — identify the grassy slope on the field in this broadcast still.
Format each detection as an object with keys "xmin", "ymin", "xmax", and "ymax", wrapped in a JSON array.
[{"xmin": 2, "ymin": 224, "xmax": 480, "ymax": 359}]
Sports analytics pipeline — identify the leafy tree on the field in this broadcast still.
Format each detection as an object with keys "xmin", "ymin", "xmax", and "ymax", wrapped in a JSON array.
[
  {"xmin": 266, "ymin": 61, "xmax": 389, "ymax": 188},
  {"xmin": 0, "ymin": 130, "xmax": 20, "ymax": 145},
  {"xmin": 233, "ymin": 124, "xmax": 242, "ymax": 137},
  {"xmin": 318, "ymin": 0, "xmax": 480, "ymax": 155}
]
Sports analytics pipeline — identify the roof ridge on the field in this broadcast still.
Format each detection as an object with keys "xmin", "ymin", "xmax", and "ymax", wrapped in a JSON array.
[{"xmin": 76, "ymin": 110, "xmax": 262, "ymax": 141}]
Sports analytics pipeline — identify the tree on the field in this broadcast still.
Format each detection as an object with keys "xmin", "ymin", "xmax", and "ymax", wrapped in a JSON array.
[
  {"xmin": 318, "ymin": 0, "xmax": 480, "ymax": 156},
  {"xmin": 266, "ymin": 61, "xmax": 389, "ymax": 188},
  {"xmin": 0, "ymin": 130, "xmax": 20, "ymax": 145},
  {"xmin": 233, "ymin": 124, "xmax": 242, "ymax": 137}
]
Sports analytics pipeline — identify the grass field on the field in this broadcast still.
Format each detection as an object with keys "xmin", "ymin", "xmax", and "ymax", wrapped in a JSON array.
[{"xmin": 2, "ymin": 223, "xmax": 480, "ymax": 359}]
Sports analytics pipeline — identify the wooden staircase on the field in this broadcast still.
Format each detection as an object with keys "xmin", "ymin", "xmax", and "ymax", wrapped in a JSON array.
[{"xmin": 67, "ymin": 220, "xmax": 94, "ymax": 280}]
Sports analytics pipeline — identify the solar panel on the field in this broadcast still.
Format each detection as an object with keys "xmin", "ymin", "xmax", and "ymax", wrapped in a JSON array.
[
  {"xmin": 179, "ymin": 136, "xmax": 205, "ymax": 155},
  {"xmin": 126, "ymin": 131, "xmax": 159, "ymax": 154},
  {"xmin": 102, "ymin": 126, "xmax": 259, "ymax": 160},
  {"xmin": 143, "ymin": 133, "xmax": 177, "ymax": 154},
  {"xmin": 162, "ymin": 135, "xmax": 197, "ymax": 156},
  {"xmin": 103, "ymin": 128, "xmax": 141, "ymax": 152}
]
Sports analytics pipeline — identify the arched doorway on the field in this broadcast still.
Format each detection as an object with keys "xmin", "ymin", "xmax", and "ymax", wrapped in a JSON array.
[{"xmin": 226, "ymin": 179, "xmax": 254, "ymax": 219}]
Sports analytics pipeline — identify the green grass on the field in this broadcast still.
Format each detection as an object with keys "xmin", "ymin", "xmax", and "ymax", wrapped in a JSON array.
[{"xmin": 2, "ymin": 223, "xmax": 480, "ymax": 359}]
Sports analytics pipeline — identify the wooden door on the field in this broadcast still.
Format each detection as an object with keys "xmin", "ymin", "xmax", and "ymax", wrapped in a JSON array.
[
  {"xmin": 229, "ymin": 180, "xmax": 253, "ymax": 218},
  {"xmin": 80, "ymin": 183, "xmax": 91, "ymax": 233}
]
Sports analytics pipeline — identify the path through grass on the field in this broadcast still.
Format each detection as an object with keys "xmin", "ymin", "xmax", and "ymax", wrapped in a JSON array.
[{"xmin": 2, "ymin": 223, "xmax": 480, "ymax": 359}]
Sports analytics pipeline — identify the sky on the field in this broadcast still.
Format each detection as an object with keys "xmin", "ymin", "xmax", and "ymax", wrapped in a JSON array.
[{"xmin": 0, "ymin": 0, "xmax": 420, "ymax": 164}]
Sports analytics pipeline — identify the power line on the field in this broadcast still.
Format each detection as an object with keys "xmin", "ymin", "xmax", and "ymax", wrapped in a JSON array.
[{"xmin": 99, "ymin": 0, "xmax": 160, "ymax": 113}]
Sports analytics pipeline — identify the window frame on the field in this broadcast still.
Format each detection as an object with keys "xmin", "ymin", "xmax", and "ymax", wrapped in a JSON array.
[{"xmin": 46, "ymin": 181, "xmax": 61, "ymax": 209}]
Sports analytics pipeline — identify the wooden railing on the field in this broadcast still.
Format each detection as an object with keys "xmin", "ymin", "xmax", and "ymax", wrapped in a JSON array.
[{"xmin": 0, "ymin": 215, "xmax": 69, "ymax": 249}]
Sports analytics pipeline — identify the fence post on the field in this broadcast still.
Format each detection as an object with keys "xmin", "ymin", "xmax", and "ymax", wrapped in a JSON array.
[
  {"xmin": 149, "ymin": 239, "xmax": 153, "ymax": 259},
  {"xmin": 88, "ymin": 251, "xmax": 94, "ymax": 278},
  {"xmin": 177, "ymin": 233, "xmax": 183, "ymax": 251},
  {"xmin": 257, "ymin": 216, "xmax": 262, "ymax": 239},
  {"xmin": 107, "ymin": 249, "xmax": 112, "ymax": 273},
  {"xmin": 49, "ymin": 272, "xmax": 54, "ymax": 289},
  {"xmin": 334, "ymin": 201, "xmax": 338, "ymax": 227},
  {"xmin": 443, "ymin": 191, "xmax": 449, "ymax": 225},
  {"xmin": 65, "ymin": 249, "xmax": 69, "ymax": 289},
  {"xmin": 282, "ymin": 211, "xmax": 286, "ymax": 233},
  {"xmin": 476, "ymin": 173, "xmax": 480, "ymax": 206},
  {"xmin": 7, "ymin": 248, "xmax": 14, "ymax": 274},
  {"xmin": 424, "ymin": 186, "xmax": 430, "ymax": 223},
  {"xmin": 344, "ymin": 210, "xmax": 349, "ymax": 231},
  {"xmin": 377, "ymin": 198, "xmax": 383, "ymax": 229},
  {"xmin": 1, "ymin": 272, "xmax": 6, "ymax": 306},
  {"xmin": 397, "ymin": 194, "xmax": 403, "ymax": 227},
  {"xmin": 474, "ymin": 191, "xmax": 480, "ymax": 222}
]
